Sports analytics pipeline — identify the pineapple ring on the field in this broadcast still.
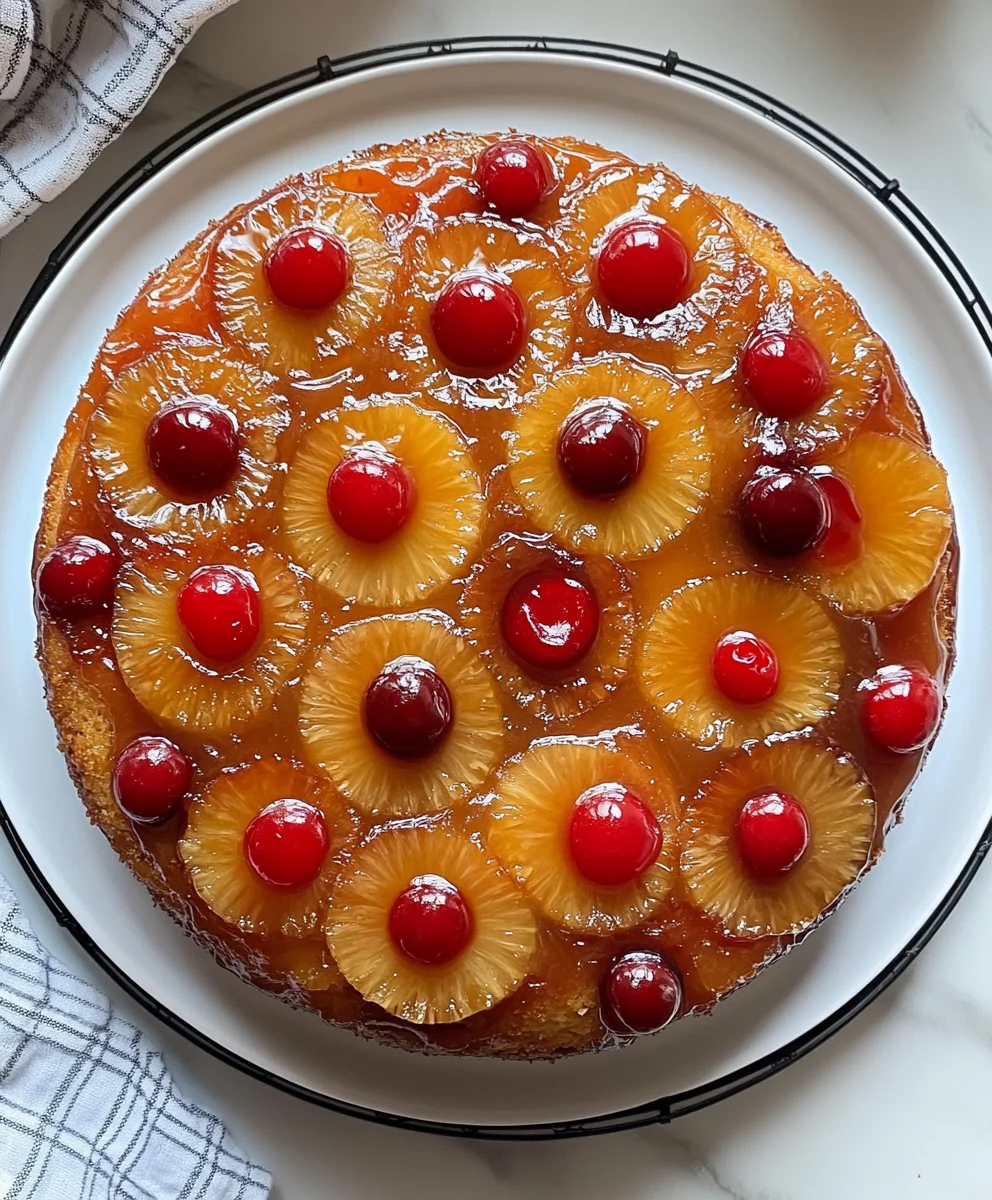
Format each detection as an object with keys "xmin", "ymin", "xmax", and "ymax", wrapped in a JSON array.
[
  {"xmin": 699, "ymin": 278, "xmax": 885, "ymax": 465},
  {"xmin": 712, "ymin": 194, "xmax": 819, "ymax": 293},
  {"xmin": 487, "ymin": 736, "xmax": 680, "ymax": 934},
  {"xmin": 282, "ymin": 398, "xmax": 484, "ymax": 607},
  {"xmin": 639, "ymin": 573, "xmax": 843, "ymax": 749},
  {"xmin": 800, "ymin": 432, "xmax": 952, "ymax": 614},
  {"xmin": 299, "ymin": 613, "xmax": 503, "ymax": 817},
  {"xmin": 178, "ymin": 758, "xmax": 355, "ymax": 938},
  {"xmin": 680, "ymin": 740, "xmax": 875, "ymax": 938},
  {"xmin": 508, "ymin": 356, "xmax": 712, "ymax": 558},
  {"xmin": 88, "ymin": 346, "xmax": 288, "ymax": 538},
  {"xmin": 558, "ymin": 163, "xmax": 763, "ymax": 373},
  {"xmin": 265, "ymin": 939, "xmax": 345, "ymax": 993},
  {"xmin": 317, "ymin": 132, "xmax": 492, "ymax": 220},
  {"xmin": 327, "ymin": 826, "xmax": 538, "ymax": 1024},
  {"xmin": 458, "ymin": 532, "xmax": 636, "ymax": 720},
  {"xmin": 400, "ymin": 215, "xmax": 573, "ymax": 407},
  {"xmin": 212, "ymin": 179, "xmax": 398, "ymax": 377},
  {"xmin": 113, "ymin": 548, "xmax": 311, "ymax": 734}
]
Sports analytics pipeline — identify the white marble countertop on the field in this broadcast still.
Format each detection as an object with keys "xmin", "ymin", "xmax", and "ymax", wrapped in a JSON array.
[{"xmin": 3, "ymin": 1, "xmax": 992, "ymax": 1196}]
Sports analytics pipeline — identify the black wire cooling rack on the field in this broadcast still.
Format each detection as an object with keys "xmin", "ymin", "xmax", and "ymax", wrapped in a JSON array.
[{"xmin": 2, "ymin": 35, "xmax": 990, "ymax": 1140}]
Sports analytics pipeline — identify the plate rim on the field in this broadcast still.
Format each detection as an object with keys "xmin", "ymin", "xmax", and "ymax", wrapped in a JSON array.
[{"xmin": 2, "ymin": 35, "xmax": 991, "ymax": 1140}]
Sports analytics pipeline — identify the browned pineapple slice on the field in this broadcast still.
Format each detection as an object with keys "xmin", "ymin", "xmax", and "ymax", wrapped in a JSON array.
[
  {"xmin": 327, "ymin": 826, "xmax": 538, "ymax": 1024},
  {"xmin": 318, "ymin": 131, "xmax": 491, "ymax": 221},
  {"xmin": 298, "ymin": 613, "xmax": 503, "ymax": 817},
  {"xmin": 799, "ymin": 432, "xmax": 952, "ymax": 614},
  {"xmin": 458, "ymin": 532, "xmax": 635, "ymax": 720},
  {"xmin": 265, "ymin": 939, "xmax": 344, "ymax": 992},
  {"xmin": 700, "ymin": 278, "xmax": 884, "ymax": 463},
  {"xmin": 486, "ymin": 735, "xmax": 680, "ymax": 934},
  {"xmin": 282, "ymin": 398, "xmax": 483, "ymax": 607},
  {"xmin": 212, "ymin": 178, "xmax": 398, "ymax": 377},
  {"xmin": 712, "ymin": 195, "xmax": 819, "ymax": 292},
  {"xmin": 557, "ymin": 163, "xmax": 763, "ymax": 374},
  {"xmin": 706, "ymin": 196, "xmax": 883, "ymax": 457},
  {"xmin": 178, "ymin": 758, "xmax": 354, "ymax": 937},
  {"xmin": 113, "ymin": 548, "xmax": 310, "ymax": 734},
  {"xmin": 681, "ymin": 740, "xmax": 875, "ymax": 938},
  {"xmin": 639, "ymin": 573, "xmax": 844, "ymax": 749},
  {"xmin": 88, "ymin": 347, "xmax": 288, "ymax": 538},
  {"xmin": 399, "ymin": 214, "xmax": 573, "ymax": 407},
  {"xmin": 508, "ymin": 356, "xmax": 711, "ymax": 558}
]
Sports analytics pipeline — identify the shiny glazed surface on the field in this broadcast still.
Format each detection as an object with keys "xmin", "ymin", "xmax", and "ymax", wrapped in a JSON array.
[{"xmin": 34, "ymin": 131, "xmax": 957, "ymax": 1058}]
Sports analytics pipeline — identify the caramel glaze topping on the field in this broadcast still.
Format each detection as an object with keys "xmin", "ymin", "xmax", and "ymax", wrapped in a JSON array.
[{"xmin": 35, "ymin": 132, "xmax": 956, "ymax": 1057}]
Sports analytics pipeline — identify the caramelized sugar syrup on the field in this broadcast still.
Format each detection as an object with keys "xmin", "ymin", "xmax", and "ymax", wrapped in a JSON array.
[{"xmin": 37, "ymin": 133, "xmax": 956, "ymax": 1056}]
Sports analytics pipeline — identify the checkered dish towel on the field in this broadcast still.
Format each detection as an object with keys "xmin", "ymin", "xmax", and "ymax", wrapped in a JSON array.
[
  {"xmin": 0, "ymin": 877, "xmax": 270, "ymax": 1199},
  {"xmin": 0, "ymin": 0, "xmax": 237, "ymax": 237}
]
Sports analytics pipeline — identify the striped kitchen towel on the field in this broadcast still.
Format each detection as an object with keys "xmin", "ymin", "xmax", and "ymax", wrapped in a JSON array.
[
  {"xmin": 0, "ymin": 0, "xmax": 237, "ymax": 237},
  {"xmin": 0, "ymin": 875, "xmax": 270, "ymax": 1199}
]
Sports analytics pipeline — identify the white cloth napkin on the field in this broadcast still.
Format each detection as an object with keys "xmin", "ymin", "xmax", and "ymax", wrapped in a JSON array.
[
  {"xmin": 0, "ymin": 0, "xmax": 237, "ymax": 237},
  {"xmin": 0, "ymin": 875, "xmax": 271, "ymax": 1199}
]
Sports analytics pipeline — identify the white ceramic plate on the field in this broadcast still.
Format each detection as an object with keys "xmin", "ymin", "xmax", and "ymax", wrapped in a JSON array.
[{"xmin": 1, "ymin": 45, "xmax": 990, "ymax": 1134}]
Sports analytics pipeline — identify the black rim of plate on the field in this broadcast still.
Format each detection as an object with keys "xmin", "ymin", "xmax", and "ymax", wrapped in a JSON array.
[{"xmin": 2, "ymin": 35, "xmax": 991, "ymax": 1140}]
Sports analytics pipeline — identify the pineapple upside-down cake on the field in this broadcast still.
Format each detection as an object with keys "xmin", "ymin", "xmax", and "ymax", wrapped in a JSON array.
[{"xmin": 34, "ymin": 132, "xmax": 956, "ymax": 1057}]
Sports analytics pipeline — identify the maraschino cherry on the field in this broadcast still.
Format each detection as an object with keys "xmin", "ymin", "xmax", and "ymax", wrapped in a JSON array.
[
  {"xmin": 177, "ymin": 564, "xmax": 261, "ymax": 663},
  {"xmin": 741, "ymin": 329, "xmax": 826, "ymax": 418},
  {"xmin": 738, "ymin": 468, "xmax": 828, "ymax": 558},
  {"xmin": 112, "ymin": 735, "xmax": 192, "ymax": 824},
  {"xmin": 501, "ymin": 570, "xmax": 600, "ymax": 672},
  {"xmin": 327, "ymin": 446, "xmax": 415, "ymax": 543},
  {"xmin": 146, "ymin": 400, "xmax": 240, "ymax": 495},
  {"xmin": 736, "ymin": 790, "xmax": 810, "ymax": 878},
  {"xmin": 711, "ymin": 630, "xmax": 780, "ymax": 706},
  {"xmin": 388, "ymin": 874, "xmax": 474, "ymax": 966},
  {"xmin": 602, "ymin": 950, "xmax": 683, "ymax": 1034},
  {"xmin": 364, "ymin": 655, "xmax": 453, "ymax": 759},
  {"xmin": 860, "ymin": 664, "xmax": 941, "ymax": 754},
  {"xmin": 568, "ymin": 783, "xmax": 661, "ymax": 887},
  {"xmin": 244, "ymin": 798, "xmax": 329, "ymax": 889},
  {"xmin": 597, "ymin": 218, "xmax": 691, "ymax": 320},
  {"xmin": 264, "ymin": 227, "xmax": 349, "ymax": 309},
  {"xmin": 475, "ymin": 139, "xmax": 554, "ymax": 218},
  {"xmin": 557, "ymin": 400, "xmax": 647, "ymax": 496},
  {"xmin": 431, "ymin": 272, "xmax": 527, "ymax": 373},
  {"xmin": 36, "ymin": 535, "xmax": 117, "ymax": 619}
]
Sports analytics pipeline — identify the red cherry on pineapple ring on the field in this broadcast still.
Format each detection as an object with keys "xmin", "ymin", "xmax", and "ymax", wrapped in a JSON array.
[
  {"xmin": 145, "ymin": 398, "xmax": 240, "ymax": 495},
  {"xmin": 557, "ymin": 399, "xmax": 647, "ymax": 497},
  {"xmin": 177, "ymin": 564, "xmax": 261, "ymax": 664},
  {"xmin": 243, "ymin": 798, "xmax": 329, "ymax": 890},
  {"xmin": 602, "ymin": 950, "xmax": 683, "ymax": 1035},
  {"xmin": 263, "ymin": 226, "xmax": 349, "ymax": 310},
  {"xmin": 711, "ymin": 629, "xmax": 781, "ymax": 706},
  {"xmin": 740, "ymin": 329, "xmax": 827, "ymax": 418},
  {"xmin": 568, "ymin": 782, "xmax": 662, "ymax": 887},
  {"xmin": 431, "ymin": 271, "xmax": 527, "ymax": 373},
  {"xmin": 860, "ymin": 664, "xmax": 941, "ymax": 754},
  {"xmin": 388, "ymin": 873, "xmax": 474, "ymax": 966},
  {"xmin": 364, "ymin": 655, "xmax": 454, "ymax": 760},
  {"xmin": 597, "ymin": 217, "xmax": 691, "ymax": 320},
  {"xmin": 36, "ymin": 535, "xmax": 117, "ymax": 620},
  {"xmin": 738, "ymin": 468, "xmax": 828, "ymax": 558},
  {"xmin": 326, "ymin": 445, "xmax": 416, "ymax": 544},
  {"xmin": 501, "ymin": 569, "xmax": 600, "ymax": 673},
  {"xmin": 736, "ymin": 790, "xmax": 810, "ymax": 879},
  {"xmin": 475, "ymin": 139, "xmax": 554, "ymax": 218},
  {"xmin": 113, "ymin": 735, "xmax": 192, "ymax": 825}
]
